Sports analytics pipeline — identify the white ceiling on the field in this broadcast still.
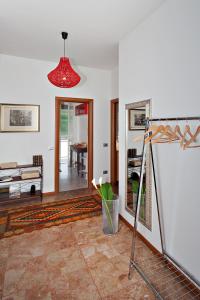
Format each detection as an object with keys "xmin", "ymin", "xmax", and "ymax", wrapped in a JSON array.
[{"xmin": 0, "ymin": 0, "xmax": 165, "ymax": 70}]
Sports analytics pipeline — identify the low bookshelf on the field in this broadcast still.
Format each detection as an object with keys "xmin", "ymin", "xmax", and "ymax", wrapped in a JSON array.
[{"xmin": 0, "ymin": 164, "xmax": 43, "ymax": 206}]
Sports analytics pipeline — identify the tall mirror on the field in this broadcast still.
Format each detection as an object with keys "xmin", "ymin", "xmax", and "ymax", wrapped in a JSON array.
[{"xmin": 125, "ymin": 100, "xmax": 152, "ymax": 229}]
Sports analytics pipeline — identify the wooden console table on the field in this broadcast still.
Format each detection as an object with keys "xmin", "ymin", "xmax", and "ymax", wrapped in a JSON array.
[{"xmin": 69, "ymin": 145, "xmax": 87, "ymax": 175}]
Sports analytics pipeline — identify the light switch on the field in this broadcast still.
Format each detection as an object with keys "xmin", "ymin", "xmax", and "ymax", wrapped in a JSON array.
[{"xmin": 48, "ymin": 146, "xmax": 54, "ymax": 151}]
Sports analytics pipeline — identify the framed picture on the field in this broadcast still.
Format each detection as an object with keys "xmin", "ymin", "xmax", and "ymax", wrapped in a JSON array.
[
  {"xmin": 0, "ymin": 104, "xmax": 40, "ymax": 132},
  {"xmin": 129, "ymin": 109, "xmax": 146, "ymax": 130}
]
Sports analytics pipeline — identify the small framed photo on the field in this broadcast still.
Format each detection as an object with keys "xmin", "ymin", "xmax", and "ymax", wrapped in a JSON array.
[
  {"xmin": 129, "ymin": 109, "xmax": 146, "ymax": 130},
  {"xmin": 0, "ymin": 104, "xmax": 40, "ymax": 132}
]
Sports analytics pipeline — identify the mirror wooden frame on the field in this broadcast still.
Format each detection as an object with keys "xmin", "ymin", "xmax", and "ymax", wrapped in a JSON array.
[{"xmin": 125, "ymin": 99, "xmax": 152, "ymax": 230}]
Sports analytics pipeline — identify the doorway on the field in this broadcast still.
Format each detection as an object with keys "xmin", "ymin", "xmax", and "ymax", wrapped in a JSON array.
[
  {"xmin": 55, "ymin": 97, "xmax": 93, "ymax": 193},
  {"xmin": 110, "ymin": 98, "xmax": 119, "ymax": 185}
]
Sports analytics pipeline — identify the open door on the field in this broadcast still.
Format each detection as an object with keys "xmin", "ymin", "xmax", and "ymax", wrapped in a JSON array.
[
  {"xmin": 55, "ymin": 97, "xmax": 93, "ymax": 193},
  {"xmin": 110, "ymin": 98, "xmax": 119, "ymax": 184}
]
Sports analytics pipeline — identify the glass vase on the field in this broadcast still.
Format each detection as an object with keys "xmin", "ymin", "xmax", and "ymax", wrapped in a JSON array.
[{"xmin": 102, "ymin": 197, "xmax": 119, "ymax": 234}]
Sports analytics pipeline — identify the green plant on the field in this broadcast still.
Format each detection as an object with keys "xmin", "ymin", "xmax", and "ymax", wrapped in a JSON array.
[
  {"xmin": 132, "ymin": 180, "xmax": 146, "ymax": 220},
  {"xmin": 92, "ymin": 178, "xmax": 115, "ymax": 231},
  {"xmin": 99, "ymin": 182, "xmax": 114, "ymax": 201}
]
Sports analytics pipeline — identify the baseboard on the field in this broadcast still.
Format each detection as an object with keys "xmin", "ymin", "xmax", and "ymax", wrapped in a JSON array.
[
  {"xmin": 42, "ymin": 191, "xmax": 56, "ymax": 196},
  {"xmin": 119, "ymin": 214, "xmax": 160, "ymax": 255}
]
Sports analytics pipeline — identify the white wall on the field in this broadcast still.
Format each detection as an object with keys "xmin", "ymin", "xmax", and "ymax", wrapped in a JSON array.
[
  {"xmin": 73, "ymin": 107, "xmax": 88, "ymax": 144},
  {"xmin": 127, "ymin": 130, "xmax": 144, "ymax": 155},
  {"xmin": 111, "ymin": 67, "xmax": 119, "ymax": 99},
  {"xmin": 119, "ymin": 0, "xmax": 200, "ymax": 281},
  {"xmin": 0, "ymin": 54, "xmax": 111, "ymax": 192},
  {"xmin": 76, "ymin": 115, "xmax": 88, "ymax": 143}
]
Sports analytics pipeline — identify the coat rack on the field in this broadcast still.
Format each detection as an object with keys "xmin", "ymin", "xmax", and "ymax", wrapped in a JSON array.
[{"xmin": 128, "ymin": 116, "xmax": 200, "ymax": 299}]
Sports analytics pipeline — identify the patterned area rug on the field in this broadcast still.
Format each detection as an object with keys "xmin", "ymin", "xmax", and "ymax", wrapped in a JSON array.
[{"xmin": 0, "ymin": 195, "xmax": 101, "ymax": 239}]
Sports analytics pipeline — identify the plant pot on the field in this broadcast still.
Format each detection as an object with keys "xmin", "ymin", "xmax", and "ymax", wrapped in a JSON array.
[{"xmin": 102, "ymin": 196, "xmax": 119, "ymax": 234}]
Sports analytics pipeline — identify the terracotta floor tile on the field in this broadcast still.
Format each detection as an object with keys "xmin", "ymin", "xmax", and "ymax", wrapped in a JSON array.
[
  {"xmin": 1, "ymin": 214, "xmax": 198, "ymax": 300},
  {"xmin": 71, "ymin": 215, "xmax": 101, "ymax": 232},
  {"xmin": 109, "ymin": 239, "xmax": 132, "ymax": 256},
  {"xmin": 0, "ymin": 215, "xmax": 164, "ymax": 300},
  {"xmin": 73, "ymin": 227, "xmax": 106, "ymax": 246},
  {"xmin": 50, "ymin": 268, "xmax": 101, "ymax": 300},
  {"xmin": 0, "ymin": 256, "xmax": 8, "ymax": 297},
  {"xmin": 110, "ymin": 254, "xmax": 130, "ymax": 273},
  {"xmin": 2, "ymin": 290, "xmax": 26, "ymax": 300},
  {"xmin": 0, "ymin": 238, "xmax": 11, "ymax": 257},
  {"xmin": 3, "ymin": 246, "xmax": 89, "ymax": 299},
  {"xmin": 2, "ymin": 287, "xmax": 52, "ymax": 300},
  {"xmin": 8, "ymin": 224, "xmax": 76, "ymax": 258},
  {"xmin": 89, "ymin": 257, "xmax": 134, "ymax": 297},
  {"xmin": 3, "ymin": 255, "xmax": 49, "ymax": 297},
  {"xmin": 47, "ymin": 247, "xmax": 87, "ymax": 274},
  {"xmin": 80, "ymin": 240, "xmax": 120, "ymax": 269},
  {"xmin": 102, "ymin": 281, "xmax": 156, "ymax": 300},
  {"xmin": 25, "ymin": 288, "xmax": 52, "ymax": 300}
]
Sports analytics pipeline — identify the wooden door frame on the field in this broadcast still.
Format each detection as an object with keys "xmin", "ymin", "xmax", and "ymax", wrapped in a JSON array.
[
  {"xmin": 110, "ymin": 98, "xmax": 119, "ymax": 184},
  {"xmin": 55, "ymin": 96, "xmax": 93, "ymax": 193}
]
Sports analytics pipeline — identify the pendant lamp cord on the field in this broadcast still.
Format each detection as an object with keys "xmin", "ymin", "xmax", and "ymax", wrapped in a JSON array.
[{"xmin": 61, "ymin": 32, "xmax": 68, "ymax": 58}]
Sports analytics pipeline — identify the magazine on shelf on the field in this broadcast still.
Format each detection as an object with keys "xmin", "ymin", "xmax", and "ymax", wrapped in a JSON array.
[{"xmin": 0, "ymin": 176, "xmax": 12, "ymax": 182}]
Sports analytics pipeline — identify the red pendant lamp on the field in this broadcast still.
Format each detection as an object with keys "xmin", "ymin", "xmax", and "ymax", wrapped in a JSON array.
[{"xmin": 47, "ymin": 32, "xmax": 81, "ymax": 88}]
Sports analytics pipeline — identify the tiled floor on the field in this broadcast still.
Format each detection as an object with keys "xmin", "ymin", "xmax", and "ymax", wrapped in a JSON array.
[
  {"xmin": 59, "ymin": 162, "xmax": 87, "ymax": 192},
  {"xmin": 0, "ymin": 216, "xmax": 155, "ymax": 300}
]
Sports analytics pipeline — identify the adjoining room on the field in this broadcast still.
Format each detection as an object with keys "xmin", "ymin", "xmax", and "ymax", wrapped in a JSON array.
[{"xmin": 59, "ymin": 101, "xmax": 88, "ymax": 191}]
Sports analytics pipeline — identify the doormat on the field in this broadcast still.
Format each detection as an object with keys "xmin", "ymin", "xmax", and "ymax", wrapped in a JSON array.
[{"xmin": 0, "ymin": 195, "xmax": 101, "ymax": 239}]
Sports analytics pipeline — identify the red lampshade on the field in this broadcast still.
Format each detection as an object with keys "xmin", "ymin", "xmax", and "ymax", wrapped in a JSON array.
[{"xmin": 47, "ymin": 57, "xmax": 81, "ymax": 88}]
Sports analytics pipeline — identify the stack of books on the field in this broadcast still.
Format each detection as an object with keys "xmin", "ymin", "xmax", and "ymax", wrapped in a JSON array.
[
  {"xmin": 0, "ymin": 176, "xmax": 12, "ymax": 182},
  {"xmin": 21, "ymin": 170, "xmax": 40, "ymax": 180},
  {"xmin": 33, "ymin": 155, "xmax": 43, "ymax": 166},
  {"xmin": 0, "ymin": 162, "xmax": 17, "ymax": 169}
]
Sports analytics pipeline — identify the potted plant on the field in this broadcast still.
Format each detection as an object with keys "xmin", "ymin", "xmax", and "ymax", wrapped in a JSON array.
[
  {"xmin": 92, "ymin": 177, "xmax": 119, "ymax": 234},
  {"xmin": 132, "ymin": 180, "xmax": 146, "ymax": 221}
]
